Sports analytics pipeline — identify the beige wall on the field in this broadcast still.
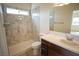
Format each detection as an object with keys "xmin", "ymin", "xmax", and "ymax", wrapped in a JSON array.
[
  {"xmin": 40, "ymin": 4, "xmax": 52, "ymax": 33},
  {"xmin": 50, "ymin": 3, "xmax": 79, "ymax": 33}
]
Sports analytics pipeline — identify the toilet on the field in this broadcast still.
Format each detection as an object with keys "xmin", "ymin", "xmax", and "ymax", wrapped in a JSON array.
[{"xmin": 32, "ymin": 41, "xmax": 41, "ymax": 56}]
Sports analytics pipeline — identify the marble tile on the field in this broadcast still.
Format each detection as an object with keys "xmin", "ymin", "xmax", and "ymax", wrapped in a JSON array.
[{"xmin": 4, "ymin": 14, "xmax": 39, "ymax": 55}]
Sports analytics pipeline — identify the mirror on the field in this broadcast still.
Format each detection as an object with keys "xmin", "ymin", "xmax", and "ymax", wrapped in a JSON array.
[{"xmin": 49, "ymin": 3, "xmax": 79, "ymax": 35}]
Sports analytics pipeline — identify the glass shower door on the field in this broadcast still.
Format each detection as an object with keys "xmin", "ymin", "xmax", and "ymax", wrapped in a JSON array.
[{"xmin": 3, "ymin": 5, "xmax": 35, "ymax": 55}]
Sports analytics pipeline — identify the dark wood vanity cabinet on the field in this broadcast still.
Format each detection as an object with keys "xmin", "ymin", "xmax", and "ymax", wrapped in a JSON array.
[{"xmin": 41, "ymin": 39, "xmax": 79, "ymax": 56}]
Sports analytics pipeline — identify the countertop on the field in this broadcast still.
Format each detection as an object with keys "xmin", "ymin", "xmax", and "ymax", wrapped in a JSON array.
[{"xmin": 40, "ymin": 31, "xmax": 79, "ymax": 54}]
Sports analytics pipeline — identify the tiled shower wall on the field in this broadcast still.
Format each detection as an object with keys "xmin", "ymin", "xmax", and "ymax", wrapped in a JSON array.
[
  {"xmin": 2, "ymin": 4, "xmax": 40, "ymax": 55},
  {"xmin": 4, "ymin": 14, "xmax": 35, "ymax": 46}
]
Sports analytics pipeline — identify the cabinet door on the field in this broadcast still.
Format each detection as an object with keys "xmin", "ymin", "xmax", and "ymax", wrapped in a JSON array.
[
  {"xmin": 41, "ymin": 43, "xmax": 48, "ymax": 56},
  {"xmin": 48, "ymin": 48, "xmax": 60, "ymax": 56},
  {"xmin": 47, "ymin": 41, "xmax": 79, "ymax": 56},
  {"xmin": 47, "ymin": 42, "xmax": 62, "ymax": 56}
]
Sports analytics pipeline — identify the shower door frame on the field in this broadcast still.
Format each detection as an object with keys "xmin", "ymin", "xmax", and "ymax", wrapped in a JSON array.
[{"xmin": 0, "ymin": 4, "xmax": 9, "ymax": 56}]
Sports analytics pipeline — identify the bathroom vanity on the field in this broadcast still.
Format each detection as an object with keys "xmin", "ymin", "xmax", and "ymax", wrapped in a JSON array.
[
  {"xmin": 40, "ymin": 32, "xmax": 79, "ymax": 56},
  {"xmin": 41, "ymin": 39, "xmax": 79, "ymax": 56}
]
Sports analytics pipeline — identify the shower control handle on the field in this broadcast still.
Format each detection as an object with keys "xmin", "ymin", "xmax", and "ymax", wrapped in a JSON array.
[{"xmin": 3, "ymin": 23, "xmax": 10, "ymax": 27}]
